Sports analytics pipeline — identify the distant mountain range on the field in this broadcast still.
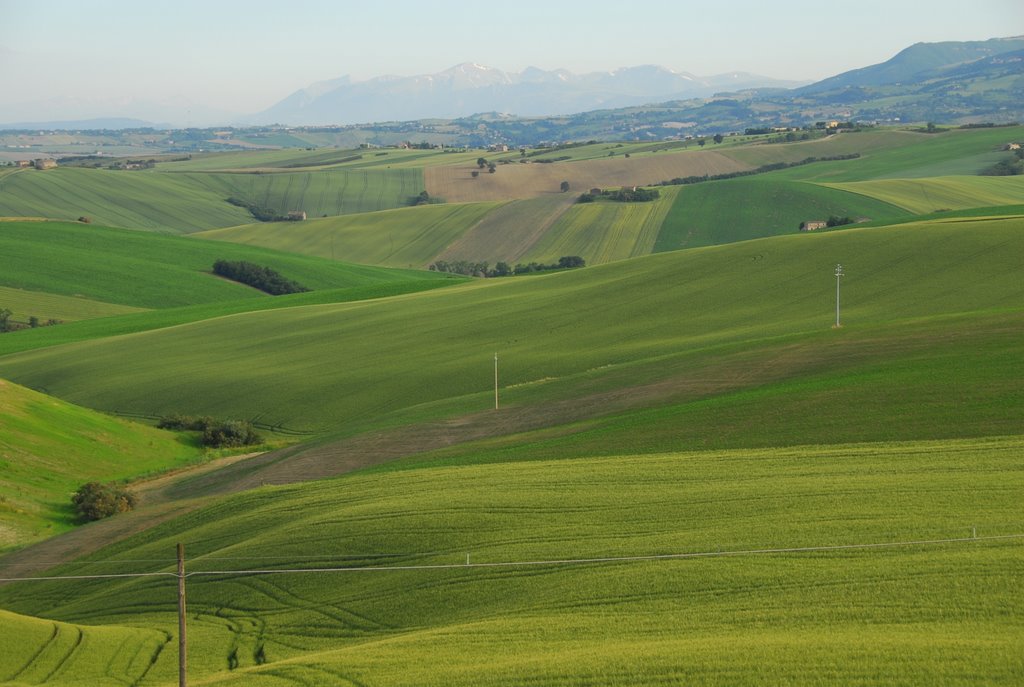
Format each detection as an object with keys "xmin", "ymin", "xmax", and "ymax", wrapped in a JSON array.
[
  {"xmin": 250, "ymin": 64, "xmax": 807, "ymax": 126},
  {"xmin": 3, "ymin": 37, "xmax": 1022, "ymax": 135}
]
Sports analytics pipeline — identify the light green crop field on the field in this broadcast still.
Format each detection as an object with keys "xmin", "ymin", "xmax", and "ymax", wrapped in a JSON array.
[
  {"xmin": 0, "ymin": 280, "xmax": 465, "ymax": 359},
  {"xmin": 0, "ymin": 286, "xmax": 146, "ymax": 324},
  {"xmin": 824, "ymin": 175, "xmax": 1024, "ymax": 213},
  {"xmin": 173, "ymin": 168, "xmax": 424, "ymax": 220},
  {"xmin": 0, "ymin": 608, "xmax": 169, "ymax": 687},
  {"xmin": 0, "ymin": 168, "xmax": 252, "ymax": 232},
  {"xmin": 195, "ymin": 202, "xmax": 500, "ymax": 268},
  {"xmin": 0, "ymin": 221, "xmax": 442, "ymax": 309},
  {"xmin": 653, "ymin": 178, "xmax": 911, "ymax": 251},
  {"xmin": 520, "ymin": 188, "xmax": 678, "ymax": 265},
  {"xmin": 0, "ymin": 379, "xmax": 202, "ymax": 550},
  {"xmin": 2, "ymin": 436, "xmax": 1021, "ymax": 685},
  {"xmin": 762, "ymin": 126, "xmax": 1024, "ymax": 182},
  {"xmin": 0, "ymin": 216, "xmax": 1020, "ymax": 440}
]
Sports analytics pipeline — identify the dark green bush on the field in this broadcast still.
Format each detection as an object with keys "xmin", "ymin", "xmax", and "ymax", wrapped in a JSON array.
[{"xmin": 71, "ymin": 482, "xmax": 137, "ymax": 521}]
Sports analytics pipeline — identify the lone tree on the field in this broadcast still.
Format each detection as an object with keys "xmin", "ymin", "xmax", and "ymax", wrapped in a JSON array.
[
  {"xmin": 71, "ymin": 482, "xmax": 138, "ymax": 521},
  {"xmin": 713, "ymin": 133, "xmax": 724, "ymax": 144},
  {"xmin": 560, "ymin": 180, "xmax": 570, "ymax": 192},
  {"xmin": 477, "ymin": 157, "xmax": 488, "ymax": 169}
]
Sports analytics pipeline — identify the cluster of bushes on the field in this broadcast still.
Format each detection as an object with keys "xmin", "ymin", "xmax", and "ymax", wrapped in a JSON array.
[
  {"xmin": 981, "ymin": 148, "xmax": 1023, "ymax": 176},
  {"xmin": 428, "ymin": 256, "xmax": 585, "ymax": 277},
  {"xmin": 212, "ymin": 259, "xmax": 309, "ymax": 296},
  {"xmin": 158, "ymin": 415, "xmax": 262, "ymax": 448},
  {"xmin": 0, "ymin": 308, "xmax": 62, "ymax": 333},
  {"xmin": 826, "ymin": 215, "xmax": 854, "ymax": 227},
  {"xmin": 408, "ymin": 190, "xmax": 444, "ymax": 206},
  {"xmin": 71, "ymin": 482, "xmax": 137, "ymax": 521},
  {"xmin": 226, "ymin": 197, "xmax": 304, "ymax": 222},
  {"xmin": 658, "ymin": 154, "xmax": 860, "ymax": 187},
  {"xmin": 578, "ymin": 187, "xmax": 660, "ymax": 203}
]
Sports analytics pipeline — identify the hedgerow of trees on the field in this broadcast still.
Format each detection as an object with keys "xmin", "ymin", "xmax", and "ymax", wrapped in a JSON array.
[
  {"xmin": 71, "ymin": 482, "xmax": 138, "ymax": 521},
  {"xmin": 212, "ymin": 260, "xmax": 310, "ymax": 295},
  {"xmin": 657, "ymin": 154, "xmax": 860, "ymax": 187},
  {"xmin": 0, "ymin": 307, "xmax": 62, "ymax": 333},
  {"xmin": 429, "ymin": 256, "xmax": 586, "ymax": 277},
  {"xmin": 578, "ymin": 187, "xmax": 660, "ymax": 203},
  {"xmin": 226, "ymin": 197, "xmax": 305, "ymax": 222},
  {"xmin": 158, "ymin": 415, "xmax": 262, "ymax": 448}
]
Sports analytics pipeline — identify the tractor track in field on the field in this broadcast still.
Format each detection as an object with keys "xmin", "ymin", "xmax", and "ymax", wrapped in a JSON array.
[{"xmin": 4, "ymin": 317, "xmax": 1021, "ymax": 581}]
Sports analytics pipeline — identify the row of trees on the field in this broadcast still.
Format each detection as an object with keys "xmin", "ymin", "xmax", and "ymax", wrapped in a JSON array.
[
  {"xmin": 226, "ymin": 197, "xmax": 304, "ymax": 222},
  {"xmin": 657, "ymin": 154, "xmax": 861, "ymax": 187},
  {"xmin": 212, "ymin": 259, "xmax": 310, "ymax": 296},
  {"xmin": 158, "ymin": 414, "xmax": 263, "ymax": 448},
  {"xmin": 0, "ymin": 308, "xmax": 62, "ymax": 333},
  {"xmin": 428, "ymin": 256, "xmax": 585, "ymax": 277},
  {"xmin": 578, "ymin": 187, "xmax": 660, "ymax": 203}
]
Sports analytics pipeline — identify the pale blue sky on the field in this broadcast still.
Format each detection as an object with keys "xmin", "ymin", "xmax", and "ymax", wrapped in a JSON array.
[{"xmin": 0, "ymin": 0, "xmax": 1021, "ymax": 122}]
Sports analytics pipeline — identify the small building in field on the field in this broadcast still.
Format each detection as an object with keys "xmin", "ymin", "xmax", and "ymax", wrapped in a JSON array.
[
  {"xmin": 800, "ymin": 220, "xmax": 827, "ymax": 232},
  {"xmin": 287, "ymin": 210, "xmax": 307, "ymax": 221},
  {"xmin": 16, "ymin": 160, "xmax": 32, "ymax": 168},
  {"xmin": 1006, "ymin": 142, "xmax": 1021, "ymax": 151},
  {"xmin": 33, "ymin": 158, "xmax": 57, "ymax": 170}
]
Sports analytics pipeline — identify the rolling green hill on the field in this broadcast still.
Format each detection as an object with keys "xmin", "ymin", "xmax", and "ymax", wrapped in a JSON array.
[
  {"xmin": 1, "ymin": 216, "xmax": 1020, "ymax": 442},
  {"xmin": 653, "ymin": 178, "xmax": 910, "ymax": 251},
  {"xmin": 0, "ymin": 168, "xmax": 252, "ymax": 232},
  {"xmin": 0, "ymin": 221, "xmax": 446, "ymax": 309},
  {"xmin": 196, "ymin": 202, "xmax": 500, "ymax": 268},
  {"xmin": 0, "ymin": 379, "xmax": 202, "ymax": 551},
  {"xmin": 1, "ymin": 436, "xmax": 1020, "ymax": 686}
]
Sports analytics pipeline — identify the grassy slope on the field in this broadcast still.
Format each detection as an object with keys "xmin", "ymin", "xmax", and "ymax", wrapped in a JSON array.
[
  {"xmin": 824, "ymin": 175, "xmax": 1024, "ymax": 213},
  {"xmin": 173, "ymin": 167, "xmax": 423, "ymax": 219},
  {"xmin": 0, "ymin": 221, "xmax": 444, "ymax": 309},
  {"xmin": 0, "ymin": 608, "xmax": 169, "ymax": 687},
  {"xmin": 1, "ymin": 437, "xmax": 1020, "ymax": 685},
  {"xmin": 194, "ymin": 203, "xmax": 499, "ymax": 268},
  {"xmin": 0, "ymin": 286, "xmax": 146, "ymax": 324},
  {"xmin": 653, "ymin": 178, "xmax": 910, "ymax": 251},
  {"xmin": 0, "ymin": 379, "xmax": 202, "ymax": 551},
  {"xmin": 761, "ymin": 126, "xmax": 1024, "ymax": 182},
  {"xmin": 0, "ymin": 281, "xmax": 466, "ymax": 359},
  {"xmin": 0, "ymin": 216, "xmax": 1020, "ymax": 438},
  {"xmin": 521, "ymin": 188, "xmax": 678, "ymax": 265},
  {"xmin": 0, "ymin": 168, "xmax": 251, "ymax": 232}
]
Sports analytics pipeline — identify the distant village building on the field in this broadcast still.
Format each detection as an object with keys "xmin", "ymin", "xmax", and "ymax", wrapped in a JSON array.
[
  {"xmin": 287, "ymin": 210, "xmax": 307, "ymax": 221},
  {"xmin": 489, "ymin": 144, "xmax": 509, "ymax": 152},
  {"xmin": 800, "ymin": 220, "xmax": 827, "ymax": 232},
  {"xmin": 15, "ymin": 160, "xmax": 32, "ymax": 168},
  {"xmin": 1006, "ymin": 142, "xmax": 1021, "ymax": 151},
  {"xmin": 33, "ymin": 159, "xmax": 57, "ymax": 170}
]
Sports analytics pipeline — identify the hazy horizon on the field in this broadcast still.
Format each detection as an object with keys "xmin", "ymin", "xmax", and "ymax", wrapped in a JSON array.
[{"xmin": 0, "ymin": 0, "xmax": 1021, "ymax": 125}]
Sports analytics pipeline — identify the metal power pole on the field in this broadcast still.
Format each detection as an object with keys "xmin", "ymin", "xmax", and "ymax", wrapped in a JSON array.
[
  {"xmin": 177, "ymin": 543, "xmax": 187, "ymax": 687},
  {"xmin": 494, "ymin": 352, "xmax": 499, "ymax": 410},
  {"xmin": 834, "ymin": 263, "xmax": 844, "ymax": 328}
]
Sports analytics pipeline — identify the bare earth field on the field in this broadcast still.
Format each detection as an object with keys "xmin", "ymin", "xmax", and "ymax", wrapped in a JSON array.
[{"xmin": 426, "ymin": 149, "xmax": 750, "ymax": 202}]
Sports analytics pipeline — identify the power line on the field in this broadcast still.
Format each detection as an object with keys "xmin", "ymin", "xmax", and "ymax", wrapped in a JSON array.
[{"xmin": 2, "ymin": 532, "xmax": 1020, "ymax": 584}]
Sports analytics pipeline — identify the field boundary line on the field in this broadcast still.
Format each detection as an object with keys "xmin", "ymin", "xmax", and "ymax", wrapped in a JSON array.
[{"xmin": 4, "ymin": 533, "xmax": 1020, "ymax": 583}]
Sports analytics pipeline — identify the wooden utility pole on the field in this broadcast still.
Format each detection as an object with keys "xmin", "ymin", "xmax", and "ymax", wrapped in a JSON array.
[
  {"xmin": 494, "ymin": 352, "xmax": 499, "ymax": 410},
  {"xmin": 177, "ymin": 543, "xmax": 187, "ymax": 687}
]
